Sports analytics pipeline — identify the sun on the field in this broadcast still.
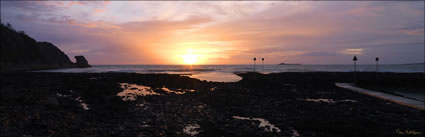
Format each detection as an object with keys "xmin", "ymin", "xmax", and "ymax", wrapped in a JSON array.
[
  {"xmin": 182, "ymin": 54, "xmax": 198, "ymax": 65},
  {"xmin": 178, "ymin": 48, "xmax": 203, "ymax": 65}
]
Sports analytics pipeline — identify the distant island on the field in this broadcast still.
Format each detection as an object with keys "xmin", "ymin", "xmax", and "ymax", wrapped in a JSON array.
[
  {"xmin": 278, "ymin": 63, "xmax": 301, "ymax": 65},
  {"xmin": 0, "ymin": 22, "xmax": 91, "ymax": 71},
  {"xmin": 402, "ymin": 63, "xmax": 425, "ymax": 65}
]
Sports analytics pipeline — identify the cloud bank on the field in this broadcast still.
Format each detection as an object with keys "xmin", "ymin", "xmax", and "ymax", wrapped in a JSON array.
[{"xmin": 1, "ymin": 1, "xmax": 423, "ymax": 64}]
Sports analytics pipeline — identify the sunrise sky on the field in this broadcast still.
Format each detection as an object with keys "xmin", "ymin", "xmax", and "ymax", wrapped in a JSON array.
[{"xmin": 1, "ymin": 1, "xmax": 424, "ymax": 65}]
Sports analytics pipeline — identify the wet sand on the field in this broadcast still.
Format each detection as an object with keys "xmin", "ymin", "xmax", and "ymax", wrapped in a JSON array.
[{"xmin": 1, "ymin": 72, "xmax": 424, "ymax": 137}]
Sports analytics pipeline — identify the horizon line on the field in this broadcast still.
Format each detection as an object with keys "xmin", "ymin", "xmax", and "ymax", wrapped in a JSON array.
[{"xmin": 89, "ymin": 63, "xmax": 424, "ymax": 66}]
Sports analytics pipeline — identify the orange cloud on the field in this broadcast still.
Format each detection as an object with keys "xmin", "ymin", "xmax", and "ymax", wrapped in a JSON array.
[{"xmin": 338, "ymin": 49, "xmax": 364, "ymax": 55}]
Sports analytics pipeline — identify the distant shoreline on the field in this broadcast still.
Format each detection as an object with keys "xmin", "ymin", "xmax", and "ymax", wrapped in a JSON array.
[
  {"xmin": 85, "ymin": 63, "xmax": 425, "ymax": 66},
  {"xmin": 278, "ymin": 63, "xmax": 301, "ymax": 65},
  {"xmin": 33, "ymin": 64, "xmax": 425, "ymax": 78},
  {"xmin": 403, "ymin": 63, "xmax": 425, "ymax": 65}
]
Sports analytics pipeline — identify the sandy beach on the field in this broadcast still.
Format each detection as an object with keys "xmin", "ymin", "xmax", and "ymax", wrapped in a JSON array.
[{"xmin": 1, "ymin": 72, "xmax": 423, "ymax": 137}]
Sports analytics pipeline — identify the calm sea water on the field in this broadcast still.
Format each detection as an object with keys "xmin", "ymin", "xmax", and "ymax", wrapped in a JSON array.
[{"xmin": 38, "ymin": 64, "xmax": 424, "ymax": 82}]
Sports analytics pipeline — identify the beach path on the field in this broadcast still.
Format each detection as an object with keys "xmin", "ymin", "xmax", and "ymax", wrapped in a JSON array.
[{"xmin": 335, "ymin": 83, "xmax": 425, "ymax": 111}]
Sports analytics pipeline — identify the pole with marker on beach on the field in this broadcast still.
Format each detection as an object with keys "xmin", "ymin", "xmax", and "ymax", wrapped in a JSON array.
[
  {"xmin": 253, "ymin": 57, "xmax": 257, "ymax": 72},
  {"xmin": 375, "ymin": 57, "xmax": 379, "ymax": 78},
  {"xmin": 262, "ymin": 58, "xmax": 264, "ymax": 72},
  {"xmin": 353, "ymin": 56, "xmax": 358, "ymax": 84}
]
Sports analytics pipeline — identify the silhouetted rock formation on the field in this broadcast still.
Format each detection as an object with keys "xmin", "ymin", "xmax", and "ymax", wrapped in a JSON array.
[
  {"xmin": 0, "ymin": 22, "xmax": 90, "ymax": 71},
  {"xmin": 74, "ymin": 56, "xmax": 91, "ymax": 68},
  {"xmin": 38, "ymin": 42, "xmax": 76, "ymax": 68}
]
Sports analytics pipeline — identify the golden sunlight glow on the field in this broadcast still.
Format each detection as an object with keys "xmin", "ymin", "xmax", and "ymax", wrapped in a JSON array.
[
  {"xmin": 180, "ymin": 48, "xmax": 200, "ymax": 65},
  {"xmin": 171, "ymin": 40, "xmax": 234, "ymax": 65},
  {"xmin": 182, "ymin": 54, "xmax": 198, "ymax": 65}
]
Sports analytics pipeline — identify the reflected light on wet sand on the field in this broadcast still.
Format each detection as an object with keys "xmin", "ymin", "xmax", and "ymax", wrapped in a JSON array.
[
  {"xmin": 161, "ymin": 86, "xmax": 186, "ymax": 94},
  {"xmin": 189, "ymin": 72, "xmax": 242, "ymax": 82},
  {"xmin": 118, "ymin": 83, "xmax": 160, "ymax": 101},
  {"xmin": 118, "ymin": 83, "xmax": 198, "ymax": 101}
]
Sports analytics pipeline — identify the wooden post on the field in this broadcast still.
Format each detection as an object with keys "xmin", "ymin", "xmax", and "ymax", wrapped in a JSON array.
[
  {"xmin": 375, "ymin": 57, "xmax": 379, "ymax": 78},
  {"xmin": 353, "ymin": 56, "xmax": 358, "ymax": 84},
  {"xmin": 253, "ymin": 57, "xmax": 256, "ymax": 72},
  {"xmin": 262, "ymin": 58, "xmax": 264, "ymax": 72}
]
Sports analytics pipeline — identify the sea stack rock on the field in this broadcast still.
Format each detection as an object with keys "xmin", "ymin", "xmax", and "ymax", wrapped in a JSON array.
[{"xmin": 74, "ymin": 56, "xmax": 91, "ymax": 68}]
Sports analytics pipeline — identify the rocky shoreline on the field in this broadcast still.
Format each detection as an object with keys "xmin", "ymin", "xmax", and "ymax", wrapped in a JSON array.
[{"xmin": 1, "ymin": 72, "xmax": 424, "ymax": 137}]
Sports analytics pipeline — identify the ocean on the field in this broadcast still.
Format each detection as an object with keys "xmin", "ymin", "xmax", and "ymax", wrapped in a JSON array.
[{"xmin": 37, "ymin": 64, "xmax": 424, "ymax": 82}]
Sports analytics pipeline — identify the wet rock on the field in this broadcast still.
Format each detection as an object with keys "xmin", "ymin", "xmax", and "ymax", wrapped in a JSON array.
[
  {"xmin": 1, "ymin": 72, "xmax": 424, "ymax": 137},
  {"xmin": 41, "ymin": 97, "xmax": 60, "ymax": 106}
]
